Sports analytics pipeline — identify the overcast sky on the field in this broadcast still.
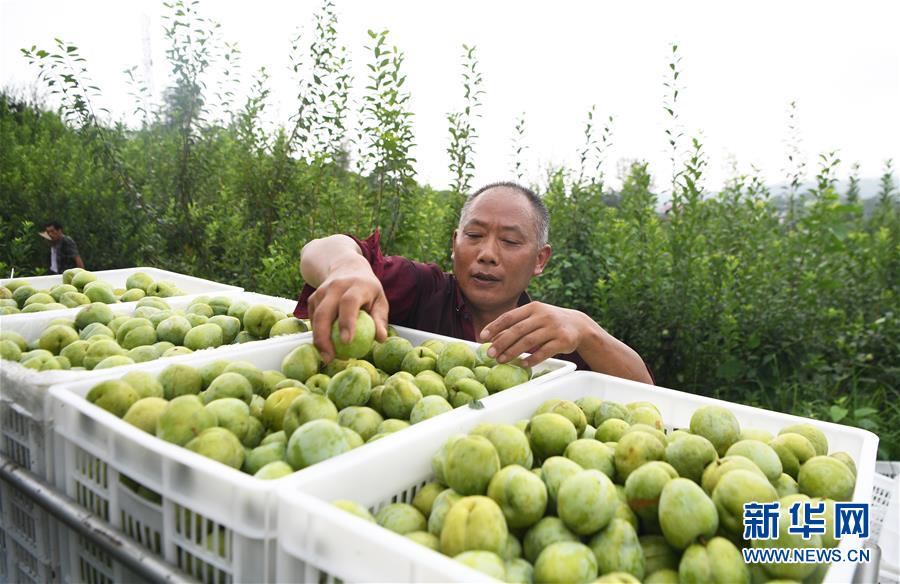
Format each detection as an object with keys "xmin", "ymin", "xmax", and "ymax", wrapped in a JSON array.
[{"xmin": 2, "ymin": 0, "xmax": 898, "ymax": 195}]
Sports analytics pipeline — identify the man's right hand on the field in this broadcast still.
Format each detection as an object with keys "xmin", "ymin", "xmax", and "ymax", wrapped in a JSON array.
[{"xmin": 306, "ymin": 268, "xmax": 389, "ymax": 362}]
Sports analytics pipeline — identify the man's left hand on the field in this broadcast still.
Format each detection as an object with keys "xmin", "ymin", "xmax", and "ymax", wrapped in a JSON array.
[{"xmin": 479, "ymin": 302, "xmax": 588, "ymax": 368}]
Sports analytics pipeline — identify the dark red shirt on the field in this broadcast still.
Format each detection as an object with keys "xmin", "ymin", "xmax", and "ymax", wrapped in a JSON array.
[{"xmin": 295, "ymin": 231, "xmax": 600, "ymax": 372}]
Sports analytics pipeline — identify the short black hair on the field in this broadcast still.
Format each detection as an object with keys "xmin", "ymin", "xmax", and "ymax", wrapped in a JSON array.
[
  {"xmin": 44, "ymin": 220, "xmax": 63, "ymax": 230},
  {"xmin": 459, "ymin": 182, "xmax": 550, "ymax": 246}
]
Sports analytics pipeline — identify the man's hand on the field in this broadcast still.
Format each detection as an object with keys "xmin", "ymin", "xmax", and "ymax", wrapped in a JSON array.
[
  {"xmin": 307, "ymin": 268, "xmax": 389, "ymax": 362},
  {"xmin": 479, "ymin": 302, "xmax": 588, "ymax": 368},
  {"xmin": 479, "ymin": 301, "xmax": 654, "ymax": 384}
]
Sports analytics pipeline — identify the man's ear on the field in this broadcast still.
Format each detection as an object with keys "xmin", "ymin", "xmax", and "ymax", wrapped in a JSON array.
[
  {"xmin": 534, "ymin": 245, "xmax": 552, "ymax": 275},
  {"xmin": 450, "ymin": 229, "xmax": 459, "ymax": 260}
]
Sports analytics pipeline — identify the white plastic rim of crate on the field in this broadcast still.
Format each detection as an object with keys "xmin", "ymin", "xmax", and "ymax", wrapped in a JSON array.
[
  {"xmin": 277, "ymin": 370, "xmax": 879, "ymax": 584},
  {"xmin": 46, "ymin": 325, "xmax": 569, "ymax": 540},
  {"xmin": 0, "ymin": 290, "xmax": 306, "ymax": 415},
  {"xmin": 276, "ymin": 490, "xmax": 497, "ymax": 583}
]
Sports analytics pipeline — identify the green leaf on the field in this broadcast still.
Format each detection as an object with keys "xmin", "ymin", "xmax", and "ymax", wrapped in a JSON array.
[
  {"xmin": 856, "ymin": 418, "xmax": 879, "ymax": 432},
  {"xmin": 829, "ymin": 405, "xmax": 848, "ymax": 423},
  {"xmin": 716, "ymin": 357, "xmax": 744, "ymax": 381},
  {"xmin": 853, "ymin": 407, "xmax": 878, "ymax": 419}
]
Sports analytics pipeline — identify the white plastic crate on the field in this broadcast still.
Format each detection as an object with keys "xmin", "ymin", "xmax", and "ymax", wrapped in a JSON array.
[
  {"xmin": 0, "ymin": 267, "xmax": 242, "ymax": 323},
  {"xmin": 51, "ymin": 443, "xmax": 154, "ymax": 584},
  {"xmin": 47, "ymin": 325, "xmax": 571, "ymax": 583},
  {"xmin": 872, "ymin": 466, "xmax": 896, "ymax": 544},
  {"xmin": 0, "ymin": 478, "xmax": 59, "ymax": 584},
  {"xmin": 275, "ymin": 370, "xmax": 880, "ymax": 584},
  {"xmin": 873, "ymin": 463, "xmax": 899, "ymax": 584},
  {"xmin": 0, "ymin": 291, "xmax": 299, "ymax": 584},
  {"xmin": 0, "ymin": 400, "xmax": 61, "ymax": 582},
  {"xmin": 57, "ymin": 530, "xmax": 140, "ymax": 584},
  {"xmin": 0, "ymin": 525, "xmax": 7, "ymax": 583},
  {"xmin": 0, "ymin": 290, "xmax": 301, "ymax": 485},
  {"xmin": 0, "ymin": 513, "xmax": 57, "ymax": 584}
]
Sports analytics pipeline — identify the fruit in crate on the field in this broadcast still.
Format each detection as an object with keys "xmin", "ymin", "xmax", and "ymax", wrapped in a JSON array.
[
  {"xmin": 797, "ymin": 455, "xmax": 855, "ymax": 501},
  {"xmin": 400, "ymin": 346, "xmax": 438, "ymax": 375},
  {"xmin": 533, "ymin": 541, "xmax": 598, "ymax": 583},
  {"xmin": 589, "ymin": 519, "xmax": 645, "ymax": 579},
  {"xmin": 440, "ymin": 496, "xmax": 508, "ymax": 557},
  {"xmin": 454, "ymin": 550, "xmax": 507, "ymax": 580},
  {"xmin": 485, "ymin": 362, "xmax": 530, "ymax": 393},
  {"xmin": 409, "ymin": 395, "xmax": 453, "ymax": 424},
  {"xmin": 678, "ymin": 537, "xmax": 748, "ymax": 583},
  {"xmin": 0, "ymin": 270, "xmax": 190, "ymax": 316},
  {"xmin": 157, "ymin": 395, "xmax": 216, "ymax": 446},
  {"xmin": 712, "ymin": 469, "xmax": 778, "ymax": 536},
  {"xmin": 690, "ymin": 405, "xmax": 741, "ymax": 457},
  {"xmin": 75, "ymin": 317, "xmax": 548, "ymax": 487},
  {"xmin": 373, "ymin": 336, "xmax": 413, "ymax": 373},
  {"xmin": 327, "ymin": 366, "xmax": 373, "ymax": 410},
  {"xmin": 269, "ymin": 316, "xmax": 308, "ymax": 337},
  {"xmin": 86, "ymin": 379, "xmax": 140, "ymax": 417},
  {"xmin": 1, "ymin": 297, "xmax": 304, "ymax": 371},
  {"xmin": 329, "ymin": 393, "xmax": 862, "ymax": 582},
  {"xmin": 185, "ymin": 427, "xmax": 245, "ymax": 469},
  {"xmin": 243, "ymin": 304, "xmax": 280, "ymax": 338},
  {"xmin": 527, "ymin": 413, "xmax": 578, "ymax": 460},
  {"xmin": 375, "ymin": 503, "xmax": 427, "ymax": 535},
  {"xmin": 283, "ymin": 394, "xmax": 339, "ymax": 439},
  {"xmin": 286, "ymin": 419, "xmax": 355, "ymax": 469}
]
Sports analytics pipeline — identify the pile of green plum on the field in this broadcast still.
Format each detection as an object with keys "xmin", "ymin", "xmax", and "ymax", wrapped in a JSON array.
[
  {"xmin": 0, "ymin": 269, "xmax": 185, "ymax": 315},
  {"xmin": 333, "ymin": 396, "xmax": 859, "ymax": 583},
  {"xmin": 0, "ymin": 295, "xmax": 306, "ymax": 371},
  {"xmin": 79, "ymin": 311, "xmax": 537, "ymax": 481}
]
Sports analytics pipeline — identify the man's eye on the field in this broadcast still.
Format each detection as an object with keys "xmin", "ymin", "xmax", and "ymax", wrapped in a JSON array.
[
  {"xmin": 503, "ymin": 239, "xmax": 521, "ymax": 245},
  {"xmin": 465, "ymin": 233, "xmax": 483, "ymax": 239}
]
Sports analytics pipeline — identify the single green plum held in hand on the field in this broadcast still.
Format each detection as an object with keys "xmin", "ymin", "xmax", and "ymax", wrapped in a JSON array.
[{"xmin": 331, "ymin": 310, "xmax": 376, "ymax": 360}]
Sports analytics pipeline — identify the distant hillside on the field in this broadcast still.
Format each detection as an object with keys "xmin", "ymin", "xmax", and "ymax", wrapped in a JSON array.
[
  {"xmin": 767, "ymin": 177, "xmax": 884, "ymax": 200},
  {"xmin": 766, "ymin": 178, "xmax": 893, "ymax": 217},
  {"xmin": 641, "ymin": 176, "xmax": 894, "ymax": 215}
]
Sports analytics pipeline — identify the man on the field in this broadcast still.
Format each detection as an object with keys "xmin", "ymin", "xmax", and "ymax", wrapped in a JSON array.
[
  {"xmin": 294, "ymin": 182, "xmax": 653, "ymax": 384},
  {"xmin": 39, "ymin": 220, "xmax": 85, "ymax": 275}
]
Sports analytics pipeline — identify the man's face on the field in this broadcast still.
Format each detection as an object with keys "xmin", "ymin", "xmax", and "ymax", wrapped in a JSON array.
[
  {"xmin": 44, "ymin": 226, "xmax": 63, "ymax": 242},
  {"xmin": 452, "ymin": 187, "xmax": 551, "ymax": 313}
]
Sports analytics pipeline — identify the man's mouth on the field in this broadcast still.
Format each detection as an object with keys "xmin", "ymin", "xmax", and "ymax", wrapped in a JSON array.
[{"xmin": 472, "ymin": 272, "xmax": 501, "ymax": 283}]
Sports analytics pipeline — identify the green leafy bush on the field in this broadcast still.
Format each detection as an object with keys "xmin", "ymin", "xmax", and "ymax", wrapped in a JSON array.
[{"xmin": 2, "ymin": 1, "xmax": 896, "ymax": 458}]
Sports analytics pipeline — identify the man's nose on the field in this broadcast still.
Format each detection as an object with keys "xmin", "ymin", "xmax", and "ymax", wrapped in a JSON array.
[{"xmin": 476, "ymin": 236, "xmax": 500, "ymax": 264}]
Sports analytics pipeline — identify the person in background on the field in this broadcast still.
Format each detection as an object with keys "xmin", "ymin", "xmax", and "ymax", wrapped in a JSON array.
[
  {"xmin": 39, "ymin": 220, "xmax": 85, "ymax": 275},
  {"xmin": 294, "ymin": 182, "xmax": 653, "ymax": 384}
]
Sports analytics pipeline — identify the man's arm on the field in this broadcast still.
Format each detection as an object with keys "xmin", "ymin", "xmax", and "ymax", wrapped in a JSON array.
[
  {"xmin": 567, "ymin": 313, "xmax": 653, "ymax": 383},
  {"xmin": 300, "ymin": 235, "xmax": 367, "ymax": 287},
  {"xmin": 480, "ymin": 302, "xmax": 653, "ymax": 384},
  {"xmin": 299, "ymin": 235, "xmax": 389, "ymax": 361},
  {"xmin": 74, "ymin": 255, "xmax": 85, "ymax": 269}
]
